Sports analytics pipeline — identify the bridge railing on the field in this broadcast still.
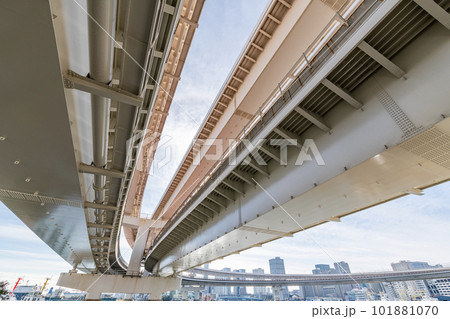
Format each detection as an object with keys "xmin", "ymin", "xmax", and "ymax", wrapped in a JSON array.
[{"xmin": 151, "ymin": 0, "xmax": 381, "ymax": 250}]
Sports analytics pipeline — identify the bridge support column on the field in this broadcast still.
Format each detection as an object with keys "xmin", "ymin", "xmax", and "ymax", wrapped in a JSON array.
[
  {"xmin": 57, "ymin": 272, "xmax": 181, "ymax": 300},
  {"xmin": 127, "ymin": 221, "xmax": 151, "ymax": 275},
  {"xmin": 272, "ymin": 285, "xmax": 289, "ymax": 301},
  {"xmin": 272, "ymin": 286, "xmax": 283, "ymax": 301},
  {"xmin": 123, "ymin": 293, "xmax": 133, "ymax": 301},
  {"xmin": 180, "ymin": 286, "xmax": 204, "ymax": 300},
  {"xmin": 85, "ymin": 290, "xmax": 102, "ymax": 301}
]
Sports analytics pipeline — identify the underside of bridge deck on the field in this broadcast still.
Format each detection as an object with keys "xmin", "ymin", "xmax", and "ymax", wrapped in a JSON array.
[{"xmin": 145, "ymin": 0, "xmax": 450, "ymax": 275}]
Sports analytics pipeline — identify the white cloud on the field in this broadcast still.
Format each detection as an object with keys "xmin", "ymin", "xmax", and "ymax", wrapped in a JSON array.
[{"xmin": 0, "ymin": 223, "xmax": 43, "ymax": 242}]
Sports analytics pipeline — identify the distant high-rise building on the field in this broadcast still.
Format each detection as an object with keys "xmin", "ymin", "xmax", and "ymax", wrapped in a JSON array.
[
  {"xmin": 346, "ymin": 288, "xmax": 369, "ymax": 301},
  {"xmin": 269, "ymin": 257, "xmax": 289, "ymax": 300},
  {"xmin": 312, "ymin": 264, "xmax": 331, "ymax": 274},
  {"xmin": 334, "ymin": 262, "xmax": 351, "ymax": 275},
  {"xmin": 203, "ymin": 263, "xmax": 212, "ymax": 295},
  {"xmin": 311, "ymin": 264, "xmax": 334, "ymax": 298},
  {"xmin": 213, "ymin": 267, "xmax": 231, "ymax": 297},
  {"xmin": 334, "ymin": 261, "xmax": 356, "ymax": 298},
  {"xmin": 269, "ymin": 257, "xmax": 286, "ymax": 274},
  {"xmin": 428, "ymin": 279, "xmax": 450, "ymax": 297},
  {"xmin": 233, "ymin": 269, "xmax": 247, "ymax": 296},
  {"xmin": 391, "ymin": 260, "xmax": 441, "ymax": 271},
  {"xmin": 382, "ymin": 282, "xmax": 400, "ymax": 301},
  {"xmin": 253, "ymin": 268, "xmax": 264, "ymax": 274},
  {"xmin": 390, "ymin": 260, "xmax": 442, "ymax": 300},
  {"xmin": 252, "ymin": 268, "xmax": 266, "ymax": 298},
  {"xmin": 304, "ymin": 262, "xmax": 354, "ymax": 300},
  {"xmin": 302, "ymin": 285, "xmax": 316, "ymax": 299}
]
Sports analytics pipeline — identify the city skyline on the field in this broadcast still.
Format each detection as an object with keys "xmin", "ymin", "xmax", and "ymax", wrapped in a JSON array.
[{"xmin": 186, "ymin": 257, "xmax": 450, "ymax": 301}]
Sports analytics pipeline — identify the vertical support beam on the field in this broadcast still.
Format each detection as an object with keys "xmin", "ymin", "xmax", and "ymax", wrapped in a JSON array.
[
  {"xmin": 123, "ymin": 293, "xmax": 133, "ymax": 301},
  {"xmin": 413, "ymin": 0, "xmax": 450, "ymax": 30},
  {"xmin": 86, "ymin": 290, "xmax": 102, "ymax": 301},
  {"xmin": 127, "ymin": 220, "xmax": 151, "ymax": 275},
  {"xmin": 358, "ymin": 41, "xmax": 406, "ymax": 78}
]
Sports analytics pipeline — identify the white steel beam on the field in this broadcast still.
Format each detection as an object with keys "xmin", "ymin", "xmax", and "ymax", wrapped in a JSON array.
[
  {"xmin": 267, "ymin": 13, "xmax": 281, "ymax": 24},
  {"xmin": 278, "ymin": 0, "xmax": 292, "ymax": 9},
  {"xmin": 84, "ymin": 201, "xmax": 118, "ymax": 211},
  {"xmin": 194, "ymin": 207, "xmax": 214, "ymax": 219},
  {"xmin": 207, "ymin": 193, "xmax": 228, "ymax": 208},
  {"xmin": 191, "ymin": 211, "xmax": 208, "ymax": 223},
  {"xmin": 173, "ymin": 226, "xmax": 191, "ymax": 237},
  {"xmin": 89, "ymin": 236, "xmax": 110, "ymax": 241},
  {"xmin": 294, "ymin": 106, "xmax": 331, "ymax": 132},
  {"xmin": 222, "ymin": 178, "xmax": 245, "ymax": 194},
  {"xmin": 251, "ymin": 42, "xmax": 264, "ymax": 51},
  {"xmin": 240, "ymin": 225, "xmax": 293, "ymax": 237},
  {"xmin": 214, "ymin": 187, "xmax": 236, "ymax": 202},
  {"xmin": 322, "ymin": 78, "xmax": 363, "ymax": 109},
  {"xmin": 199, "ymin": 200, "xmax": 220, "ymax": 214},
  {"xmin": 164, "ymin": 4, "xmax": 176, "ymax": 15},
  {"xmin": 122, "ymin": 215, "xmax": 166, "ymax": 229},
  {"xmin": 244, "ymin": 158, "xmax": 270, "ymax": 177},
  {"xmin": 87, "ymin": 223, "xmax": 113, "ymax": 229},
  {"xmin": 178, "ymin": 222, "xmax": 196, "ymax": 232},
  {"xmin": 231, "ymin": 170, "xmax": 256, "ymax": 186},
  {"xmin": 179, "ymin": 16, "xmax": 199, "ymax": 28},
  {"xmin": 64, "ymin": 71, "xmax": 143, "ymax": 106},
  {"xmin": 273, "ymin": 127, "xmax": 303, "ymax": 148},
  {"xmin": 258, "ymin": 144, "xmax": 281, "ymax": 162},
  {"xmin": 91, "ymin": 245, "xmax": 109, "ymax": 249},
  {"xmin": 244, "ymin": 55, "xmax": 257, "ymax": 63},
  {"xmin": 182, "ymin": 219, "xmax": 199, "ymax": 230},
  {"xmin": 259, "ymin": 29, "xmax": 272, "ymax": 39},
  {"xmin": 358, "ymin": 41, "xmax": 406, "ymax": 78},
  {"xmin": 79, "ymin": 163, "xmax": 126, "ymax": 179},
  {"xmin": 413, "ymin": 0, "xmax": 450, "ymax": 30},
  {"xmin": 184, "ymin": 216, "xmax": 202, "ymax": 227}
]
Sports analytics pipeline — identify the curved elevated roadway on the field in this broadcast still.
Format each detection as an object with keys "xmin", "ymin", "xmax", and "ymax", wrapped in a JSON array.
[
  {"xmin": 181, "ymin": 267, "xmax": 450, "ymax": 287},
  {"xmin": 145, "ymin": 0, "xmax": 450, "ymax": 276}
]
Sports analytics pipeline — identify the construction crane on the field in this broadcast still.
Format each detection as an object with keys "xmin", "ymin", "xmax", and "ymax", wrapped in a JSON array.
[
  {"xmin": 41, "ymin": 278, "xmax": 50, "ymax": 294},
  {"xmin": 10, "ymin": 277, "xmax": 22, "ymax": 295}
]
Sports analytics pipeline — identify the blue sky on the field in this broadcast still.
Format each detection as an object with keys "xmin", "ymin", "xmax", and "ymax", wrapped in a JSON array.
[{"xmin": 1, "ymin": 0, "xmax": 450, "ymax": 289}]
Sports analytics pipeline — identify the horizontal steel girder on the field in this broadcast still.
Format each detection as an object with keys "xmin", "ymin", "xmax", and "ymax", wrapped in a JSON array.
[
  {"xmin": 64, "ymin": 70, "xmax": 143, "ymax": 106},
  {"xmin": 84, "ymin": 201, "xmax": 118, "ymax": 211},
  {"xmin": 358, "ymin": 41, "xmax": 406, "ymax": 78},
  {"xmin": 413, "ymin": 0, "xmax": 450, "ymax": 30},
  {"xmin": 79, "ymin": 163, "xmax": 126, "ymax": 179}
]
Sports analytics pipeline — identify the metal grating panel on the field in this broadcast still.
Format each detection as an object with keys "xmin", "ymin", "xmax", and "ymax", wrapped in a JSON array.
[
  {"xmin": 376, "ymin": 84, "xmax": 420, "ymax": 138},
  {"xmin": 0, "ymin": 189, "xmax": 82, "ymax": 207},
  {"xmin": 401, "ymin": 127, "xmax": 450, "ymax": 169}
]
